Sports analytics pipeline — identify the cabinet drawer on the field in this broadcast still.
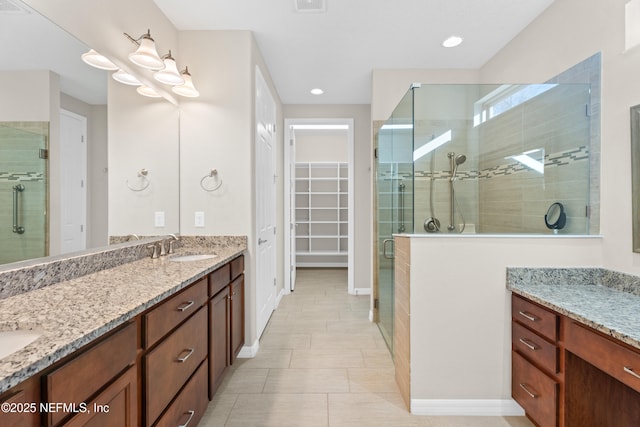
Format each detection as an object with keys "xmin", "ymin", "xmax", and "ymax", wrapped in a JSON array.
[
  {"xmin": 209, "ymin": 263, "xmax": 230, "ymax": 297},
  {"xmin": 512, "ymin": 321, "xmax": 558, "ymax": 374},
  {"xmin": 45, "ymin": 321, "xmax": 136, "ymax": 426},
  {"xmin": 231, "ymin": 255, "xmax": 244, "ymax": 280},
  {"xmin": 565, "ymin": 320, "xmax": 640, "ymax": 394},
  {"xmin": 145, "ymin": 307, "xmax": 207, "ymax": 426},
  {"xmin": 144, "ymin": 278, "xmax": 207, "ymax": 348},
  {"xmin": 512, "ymin": 351, "xmax": 558, "ymax": 427},
  {"xmin": 0, "ymin": 375, "xmax": 40, "ymax": 427},
  {"xmin": 64, "ymin": 365, "xmax": 137, "ymax": 427},
  {"xmin": 512, "ymin": 295, "xmax": 558, "ymax": 342},
  {"xmin": 154, "ymin": 361, "xmax": 208, "ymax": 427}
]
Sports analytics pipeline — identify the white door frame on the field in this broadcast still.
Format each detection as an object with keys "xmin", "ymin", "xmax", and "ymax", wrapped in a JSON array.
[
  {"xmin": 255, "ymin": 67, "xmax": 277, "ymax": 339},
  {"xmin": 283, "ymin": 118, "xmax": 356, "ymax": 295}
]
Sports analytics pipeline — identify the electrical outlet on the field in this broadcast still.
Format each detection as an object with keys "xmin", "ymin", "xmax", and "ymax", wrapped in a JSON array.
[
  {"xmin": 154, "ymin": 211, "xmax": 165, "ymax": 227},
  {"xmin": 195, "ymin": 211, "xmax": 205, "ymax": 227}
]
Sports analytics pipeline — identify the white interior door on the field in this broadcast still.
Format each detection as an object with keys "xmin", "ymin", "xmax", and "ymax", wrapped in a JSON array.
[
  {"xmin": 255, "ymin": 67, "xmax": 277, "ymax": 338},
  {"xmin": 289, "ymin": 129, "xmax": 297, "ymax": 291},
  {"xmin": 60, "ymin": 109, "xmax": 87, "ymax": 253}
]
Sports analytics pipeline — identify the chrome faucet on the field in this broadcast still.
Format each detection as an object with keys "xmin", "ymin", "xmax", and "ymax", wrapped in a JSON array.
[{"xmin": 166, "ymin": 234, "xmax": 179, "ymax": 254}]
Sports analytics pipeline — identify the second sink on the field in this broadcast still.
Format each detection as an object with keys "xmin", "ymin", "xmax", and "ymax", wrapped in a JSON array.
[
  {"xmin": 0, "ymin": 330, "xmax": 41, "ymax": 360},
  {"xmin": 170, "ymin": 254, "xmax": 217, "ymax": 262}
]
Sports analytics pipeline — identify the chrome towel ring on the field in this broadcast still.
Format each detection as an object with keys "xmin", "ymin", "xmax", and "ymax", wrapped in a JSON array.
[
  {"xmin": 200, "ymin": 169, "xmax": 222, "ymax": 192},
  {"xmin": 126, "ymin": 168, "xmax": 150, "ymax": 191}
]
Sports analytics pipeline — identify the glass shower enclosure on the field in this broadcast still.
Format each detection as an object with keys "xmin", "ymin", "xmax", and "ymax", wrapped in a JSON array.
[
  {"xmin": 0, "ymin": 122, "xmax": 48, "ymax": 264},
  {"xmin": 375, "ymin": 82, "xmax": 594, "ymax": 351}
]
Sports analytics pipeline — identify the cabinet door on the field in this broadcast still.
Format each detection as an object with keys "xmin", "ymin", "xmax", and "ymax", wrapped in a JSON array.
[
  {"xmin": 230, "ymin": 274, "xmax": 245, "ymax": 363},
  {"xmin": 64, "ymin": 366, "xmax": 137, "ymax": 427},
  {"xmin": 209, "ymin": 287, "xmax": 229, "ymax": 398},
  {"xmin": 0, "ymin": 375, "xmax": 40, "ymax": 427}
]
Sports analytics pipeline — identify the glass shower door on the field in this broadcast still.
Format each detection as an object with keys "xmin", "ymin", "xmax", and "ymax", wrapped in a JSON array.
[
  {"xmin": 375, "ymin": 89, "xmax": 415, "ymax": 352},
  {"xmin": 0, "ymin": 122, "xmax": 48, "ymax": 264}
]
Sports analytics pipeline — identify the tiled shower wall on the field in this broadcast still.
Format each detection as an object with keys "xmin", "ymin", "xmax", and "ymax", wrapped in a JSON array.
[
  {"xmin": 407, "ymin": 54, "xmax": 601, "ymax": 234},
  {"xmin": 0, "ymin": 122, "xmax": 48, "ymax": 264}
]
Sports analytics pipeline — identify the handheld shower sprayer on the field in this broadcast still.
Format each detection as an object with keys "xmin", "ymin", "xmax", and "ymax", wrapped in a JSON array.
[
  {"xmin": 447, "ymin": 152, "xmax": 467, "ymax": 232},
  {"xmin": 450, "ymin": 153, "xmax": 467, "ymax": 180}
]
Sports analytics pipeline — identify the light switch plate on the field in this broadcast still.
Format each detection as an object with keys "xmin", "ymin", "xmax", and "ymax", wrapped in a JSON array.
[
  {"xmin": 195, "ymin": 211, "xmax": 205, "ymax": 227},
  {"xmin": 154, "ymin": 211, "xmax": 165, "ymax": 227}
]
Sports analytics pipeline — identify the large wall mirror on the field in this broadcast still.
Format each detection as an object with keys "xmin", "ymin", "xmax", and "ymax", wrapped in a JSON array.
[
  {"xmin": 631, "ymin": 104, "xmax": 640, "ymax": 253},
  {"xmin": 0, "ymin": 0, "xmax": 179, "ymax": 267}
]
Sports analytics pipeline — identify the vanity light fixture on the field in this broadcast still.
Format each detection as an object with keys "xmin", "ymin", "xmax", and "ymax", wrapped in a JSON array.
[
  {"xmin": 442, "ymin": 35, "xmax": 464, "ymax": 48},
  {"xmin": 81, "ymin": 49, "xmax": 119, "ymax": 70},
  {"xmin": 154, "ymin": 51, "xmax": 185, "ymax": 86},
  {"xmin": 125, "ymin": 29, "xmax": 165, "ymax": 70},
  {"xmin": 310, "ymin": 88, "xmax": 324, "ymax": 95},
  {"xmin": 112, "ymin": 69, "xmax": 142, "ymax": 86},
  {"xmin": 172, "ymin": 67, "xmax": 200, "ymax": 98},
  {"xmin": 136, "ymin": 85, "xmax": 162, "ymax": 98}
]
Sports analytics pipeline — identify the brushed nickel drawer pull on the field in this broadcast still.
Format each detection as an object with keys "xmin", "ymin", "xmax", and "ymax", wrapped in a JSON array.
[
  {"xmin": 624, "ymin": 366, "xmax": 640, "ymax": 379},
  {"xmin": 178, "ymin": 410, "xmax": 195, "ymax": 427},
  {"xmin": 177, "ymin": 348, "xmax": 194, "ymax": 363},
  {"xmin": 177, "ymin": 301, "xmax": 195, "ymax": 312},
  {"xmin": 519, "ymin": 383, "xmax": 537, "ymax": 398},
  {"xmin": 519, "ymin": 338, "xmax": 538, "ymax": 351},
  {"xmin": 518, "ymin": 311, "xmax": 537, "ymax": 322}
]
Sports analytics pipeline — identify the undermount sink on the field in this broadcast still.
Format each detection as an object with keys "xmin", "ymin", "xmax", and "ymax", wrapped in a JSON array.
[
  {"xmin": 0, "ymin": 330, "xmax": 41, "ymax": 360},
  {"xmin": 169, "ymin": 254, "xmax": 217, "ymax": 262}
]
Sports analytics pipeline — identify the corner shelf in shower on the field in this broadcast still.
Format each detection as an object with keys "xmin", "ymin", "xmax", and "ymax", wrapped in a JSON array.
[{"xmin": 295, "ymin": 162, "xmax": 348, "ymax": 267}]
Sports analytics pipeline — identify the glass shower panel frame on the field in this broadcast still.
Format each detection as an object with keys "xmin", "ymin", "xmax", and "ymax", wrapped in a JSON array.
[
  {"xmin": 0, "ymin": 122, "xmax": 49, "ymax": 264},
  {"xmin": 375, "ymin": 89, "xmax": 415, "ymax": 352}
]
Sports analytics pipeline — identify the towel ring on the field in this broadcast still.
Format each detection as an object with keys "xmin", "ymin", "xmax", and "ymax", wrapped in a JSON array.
[
  {"xmin": 200, "ymin": 169, "xmax": 223, "ymax": 192},
  {"xmin": 126, "ymin": 168, "xmax": 150, "ymax": 191}
]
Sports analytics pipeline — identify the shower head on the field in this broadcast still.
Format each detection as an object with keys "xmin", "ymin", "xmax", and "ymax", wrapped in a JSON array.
[{"xmin": 451, "ymin": 153, "xmax": 466, "ymax": 178}]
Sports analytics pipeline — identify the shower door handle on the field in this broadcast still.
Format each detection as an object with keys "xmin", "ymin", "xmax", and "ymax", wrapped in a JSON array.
[
  {"xmin": 12, "ymin": 184, "xmax": 25, "ymax": 234},
  {"xmin": 383, "ymin": 239, "xmax": 394, "ymax": 259},
  {"xmin": 398, "ymin": 182, "xmax": 406, "ymax": 233}
]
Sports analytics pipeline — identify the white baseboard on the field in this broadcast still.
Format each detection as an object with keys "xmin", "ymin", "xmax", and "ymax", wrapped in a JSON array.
[
  {"xmin": 237, "ymin": 339, "xmax": 259, "ymax": 358},
  {"xmin": 410, "ymin": 399, "xmax": 525, "ymax": 416},
  {"xmin": 275, "ymin": 287, "xmax": 286, "ymax": 308}
]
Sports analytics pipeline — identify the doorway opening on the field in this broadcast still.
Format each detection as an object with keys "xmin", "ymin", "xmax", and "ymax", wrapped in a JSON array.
[{"xmin": 284, "ymin": 118, "xmax": 355, "ymax": 295}]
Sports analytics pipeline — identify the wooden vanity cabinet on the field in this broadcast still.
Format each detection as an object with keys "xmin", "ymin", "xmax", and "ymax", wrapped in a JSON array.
[
  {"xmin": 511, "ymin": 295, "xmax": 559, "ymax": 427},
  {"xmin": 142, "ymin": 278, "xmax": 208, "ymax": 427},
  {"xmin": 0, "ymin": 252, "xmax": 245, "ymax": 427},
  {"xmin": 44, "ymin": 321, "xmax": 137, "ymax": 427},
  {"xmin": 208, "ymin": 255, "xmax": 245, "ymax": 398},
  {"xmin": 0, "ymin": 374, "xmax": 41, "ymax": 427},
  {"xmin": 512, "ymin": 294, "xmax": 640, "ymax": 427}
]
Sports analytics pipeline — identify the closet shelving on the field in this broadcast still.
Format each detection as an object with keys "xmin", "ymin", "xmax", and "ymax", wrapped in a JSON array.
[{"xmin": 295, "ymin": 162, "xmax": 348, "ymax": 267}]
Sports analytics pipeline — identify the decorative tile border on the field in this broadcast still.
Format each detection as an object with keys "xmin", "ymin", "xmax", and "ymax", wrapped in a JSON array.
[
  {"xmin": 379, "ymin": 146, "xmax": 589, "ymax": 182},
  {"xmin": 0, "ymin": 172, "xmax": 44, "ymax": 182}
]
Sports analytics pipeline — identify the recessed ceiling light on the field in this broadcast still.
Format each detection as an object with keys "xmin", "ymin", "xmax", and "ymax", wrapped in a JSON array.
[
  {"xmin": 310, "ymin": 88, "xmax": 324, "ymax": 95},
  {"xmin": 442, "ymin": 35, "xmax": 464, "ymax": 48}
]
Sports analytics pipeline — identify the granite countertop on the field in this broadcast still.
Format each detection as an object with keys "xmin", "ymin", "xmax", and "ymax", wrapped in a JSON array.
[
  {"xmin": 0, "ymin": 243, "xmax": 245, "ymax": 394},
  {"xmin": 507, "ymin": 268, "xmax": 640, "ymax": 351}
]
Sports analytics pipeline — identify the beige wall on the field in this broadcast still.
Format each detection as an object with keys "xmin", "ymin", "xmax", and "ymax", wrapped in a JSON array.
[
  {"xmin": 283, "ymin": 104, "xmax": 372, "ymax": 290},
  {"xmin": 295, "ymin": 133, "xmax": 348, "ymax": 163}
]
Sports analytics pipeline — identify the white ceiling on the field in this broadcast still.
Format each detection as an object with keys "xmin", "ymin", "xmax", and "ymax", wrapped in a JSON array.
[
  {"xmin": 0, "ymin": 0, "xmax": 108, "ymax": 105},
  {"xmin": 153, "ymin": 0, "xmax": 555, "ymax": 105}
]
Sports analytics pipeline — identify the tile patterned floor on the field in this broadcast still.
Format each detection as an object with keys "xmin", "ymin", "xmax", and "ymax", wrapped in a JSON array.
[{"xmin": 199, "ymin": 268, "xmax": 534, "ymax": 427}]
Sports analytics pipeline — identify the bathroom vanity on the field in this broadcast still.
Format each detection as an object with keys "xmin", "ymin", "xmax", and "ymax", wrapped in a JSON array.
[
  {"xmin": 0, "ymin": 237, "xmax": 246, "ymax": 427},
  {"xmin": 508, "ymin": 269, "xmax": 640, "ymax": 427}
]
